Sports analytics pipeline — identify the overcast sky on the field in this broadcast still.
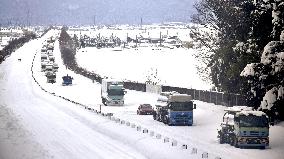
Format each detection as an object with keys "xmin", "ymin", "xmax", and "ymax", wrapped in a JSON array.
[{"xmin": 0, "ymin": 0, "xmax": 197, "ymax": 26}]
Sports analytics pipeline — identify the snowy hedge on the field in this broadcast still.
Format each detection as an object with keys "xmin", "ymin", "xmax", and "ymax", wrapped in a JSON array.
[{"xmin": 0, "ymin": 32, "xmax": 36, "ymax": 64}]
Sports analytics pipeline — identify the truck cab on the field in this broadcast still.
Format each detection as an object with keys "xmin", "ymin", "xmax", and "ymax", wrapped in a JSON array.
[
  {"xmin": 101, "ymin": 78, "xmax": 126, "ymax": 106},
  {"xmin": 218, "ymin": 106, "xmax": 269, "ymax": 149},
  {"xmin": 233, "ymin": 111, "xmax": 269, "ymax": 148}
]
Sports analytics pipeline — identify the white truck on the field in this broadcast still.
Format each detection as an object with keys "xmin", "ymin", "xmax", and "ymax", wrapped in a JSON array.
[{"xmin": 101, "ymin": 78, "xmax": 126, "ymax": 106}]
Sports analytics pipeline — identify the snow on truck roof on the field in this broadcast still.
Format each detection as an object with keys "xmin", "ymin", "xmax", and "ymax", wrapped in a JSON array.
[
  {"xmin": 102, "ymin": 78, "xmax": 123, "ymax": 83},
  {"xmin": 224, "ymin": 106, "xmax": 253, "ymax": 112},
  {"xmin": 157, "ymin": 96, "xmax": 168, "ymax": 102},
  {"xmin": 236, "ymin": 111, "xmax": 267, "ymax": 117},
  {"xmin": 160, "ymin": 91, "xmax": 179, "ymax": 96},
  {"xmin": 168, "ymin": 94, "xmax": 192, "ymax": 102}
]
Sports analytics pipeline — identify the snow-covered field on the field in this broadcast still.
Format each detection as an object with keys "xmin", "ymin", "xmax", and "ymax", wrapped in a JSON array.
[
  {"xmin": 0, "ymin": 29, "xmax": 284, "ymax": 159},
  {"xmin": 68, "ymin": 23, "xmax": 193, "ymax": 42},
  {"xmin": 76, "ymin": 47, "xmax": 212, "ymax": 90},
  {"xmin": 0, "ymin": 28, "xmax": 24, "ymax": 50},
  {"xmin": 72, "ymin": 24, "xmax": 213, "ymax": 90}
]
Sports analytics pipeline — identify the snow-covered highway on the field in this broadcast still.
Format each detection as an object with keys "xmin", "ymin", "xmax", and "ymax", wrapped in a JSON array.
[
  {"xmin": 0, "ymin": 29, "xmax": 284, "ymax": 159},
  {"xmin": 0, "ymin": 31, "xmax": 150, "ymax": 159}
]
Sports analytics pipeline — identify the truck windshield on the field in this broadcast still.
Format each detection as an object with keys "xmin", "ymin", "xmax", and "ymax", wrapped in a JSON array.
[
  {"xmin": 239, "ymin": 115, "xmax": 268, "ymax": 127},
  {"xmin": 170, "ymin": 101, "xmax": 193, "ymax": 111},
  {"xmin": 108, "ymin": 89, "xmax": 124, "ymax": 96}
]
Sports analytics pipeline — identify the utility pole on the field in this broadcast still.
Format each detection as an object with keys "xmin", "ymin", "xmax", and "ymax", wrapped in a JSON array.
[
  {"xmin": 126, "ymin": 33, "xmax": 128, "ymax": 43},
  {"xmin": 93, "ymin": 15, "xmax": 96, "ymax": 27},
  {"xmin": 136, "ymin": 35, "xmax": 138, "ymax": 47},
  {"xmin": 140, "ymin": 17, "xmax": 143, "ymax": 30},
  {"xmin": 26, "ymin": 8, "xmax": 31, "ymax": 27},
  {"xmin": 159, "ymin": 31, "xmax": 162, "ymax": 47}
]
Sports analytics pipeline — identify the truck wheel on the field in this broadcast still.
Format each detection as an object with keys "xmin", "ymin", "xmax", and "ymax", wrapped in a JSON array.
[
  {"xmin": 137, "ymin": 111, "xmax": 139, "ymax": 115},
  {"xmin": 219, "ymin": 134, "xmax": 224, "ymax": 144},
  {"xmin": 230, "ymin": 137, "xmax": 234, "ymax": 146},
  {"xmin": 259, "ymin": 146, "xmax": 265, "ymax": 149},
  {"xmin": 166, "ymin": 117, "xmax": 172, "ymax": 126},
  {"xmin": 102, "ymin": 98, "xmax": 106, "ymax": 106},
  {"xmin": 157, "ymin": 116, "xmax": 161, "ymax": 121},
  {"xmin": 163, "ymin": 117, "xmax": 168, "ymax": 124},
  {"xmin": 230, "ymin": 135, "xmax": 236, "ymax": 146},
  {"xmin": 234, "ymin": 137, "xmax": 239, "ymax": 148}
]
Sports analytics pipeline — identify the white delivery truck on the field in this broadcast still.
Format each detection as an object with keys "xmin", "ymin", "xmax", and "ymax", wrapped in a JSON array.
[{"xmin": 101, "ymin": 78, "xmax": 126, "ymax": 106}]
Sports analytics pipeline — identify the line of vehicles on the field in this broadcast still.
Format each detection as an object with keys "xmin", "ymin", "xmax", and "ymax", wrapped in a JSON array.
[
  {"xmin": 40, "ymin": 37, "xmax": 73, "ymax": 85},
  {"xmin": 41, "ymin": 37, "xmax": 58, "ymax": 84},
  {"xmin": 99, "ymin": 78, "xmax": 270, "ymax": 149}
]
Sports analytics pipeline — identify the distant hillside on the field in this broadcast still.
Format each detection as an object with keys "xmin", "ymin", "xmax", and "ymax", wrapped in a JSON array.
[{"xmin": 0, "ymin": 0, "xmax": 197, "ymax": 26}]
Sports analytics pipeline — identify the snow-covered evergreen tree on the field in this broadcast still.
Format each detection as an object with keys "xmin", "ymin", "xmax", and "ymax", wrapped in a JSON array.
[
  {"xmin": 191, "ymin": 0, "xmax": 265, "ymax": 94},
  {"xmin": 241, "ymin": 0, "xmax": 284, "ymax": 122}
]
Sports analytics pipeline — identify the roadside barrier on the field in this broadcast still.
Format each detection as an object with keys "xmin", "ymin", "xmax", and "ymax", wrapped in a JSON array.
[
  {"xmin": 202, "ymin": 152, "xmax": 209, "ymax": 158},
  {"xmin": 163, "ymin": 137, "xmax": 169, "ymax": 143},
  {"xmin": 120, "ymin": 120, "xmax": 125, "ymax": 124},
  {"xmin": 142, "ymin": 128, "xmax": 148, "ymax": 133},
  {"xmin": 155, "ymin": 133, "xmax": 161, "ymax": 139},
  {"xmin": 136, "ymin": 126, "xmax": 142, "ymax": 131},
  {"xmin": 131, "ymin": 123, "xmax": 136, "ymax": 128},
  {"xmin": 181, "ymin": 144, "xmax": 188, "ymax": 149},
  {"xmin": 171, "ymin": 139, "xmax": 177, "ymax": 146},
  {"xmin": 149, "ymin": 131, "xmax": 155, "ymax": 137},
  {"xmin": 192, "ymin": 148, "xmax": 198, "ymax": 154}
]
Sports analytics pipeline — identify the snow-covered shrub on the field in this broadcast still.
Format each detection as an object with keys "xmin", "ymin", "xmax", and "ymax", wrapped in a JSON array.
[
  {"xmin": 240, "ymin": 0, "xmax": 284, "ymax": 122},
  {"xmin": 241, "ymin": 40, "xmax": 284, "ymax": 122},
  {"xmin": 145, "ymin": 68, "xmax": 161, "ymax": 85},
  {"xmin": 280, "ymin": 30, "xmax": 284, "ymax": 41}
]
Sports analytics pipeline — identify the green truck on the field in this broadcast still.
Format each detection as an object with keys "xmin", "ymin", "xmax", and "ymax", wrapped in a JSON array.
[
  {"xmin": 217, "ymin": 106, "xmax": 269, "ymax": 149},
  {"xmin": 101, "ymin": 78, "xmax": 126, "ymax": 106}
]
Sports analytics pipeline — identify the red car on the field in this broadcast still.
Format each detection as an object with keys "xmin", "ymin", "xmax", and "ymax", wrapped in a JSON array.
[{"xmin": 137, "ymin": 104, "xmax": 155, "ymax": 115}]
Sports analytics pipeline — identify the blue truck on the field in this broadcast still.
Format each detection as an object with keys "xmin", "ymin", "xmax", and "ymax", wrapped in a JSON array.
[
  {"xmin": 153, "ymin": 93, "xmax": 196, "ymax": 126},
  {"xmin": 62, "ymin": 74, "xmax": 73, "ymax": 86},
  {"xmin": 217, "ymin": 106, "xmax": 269, "ymax": 149}
]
